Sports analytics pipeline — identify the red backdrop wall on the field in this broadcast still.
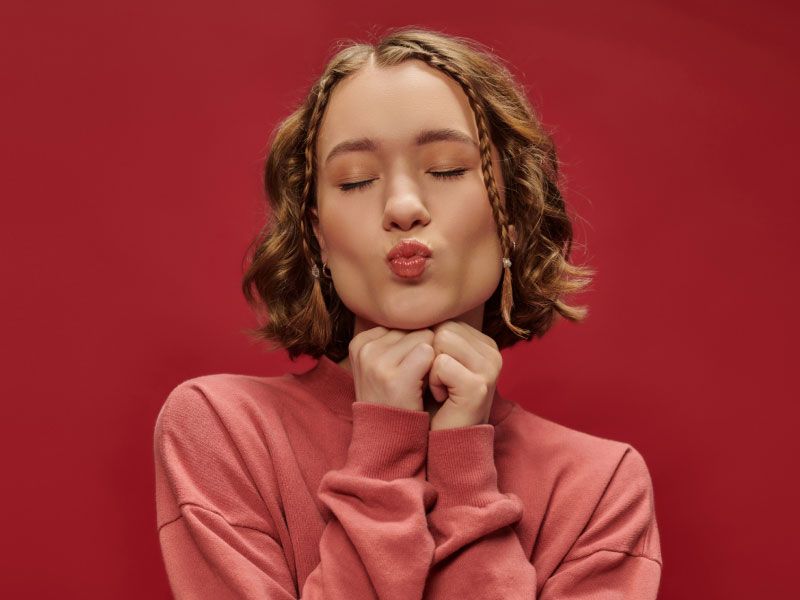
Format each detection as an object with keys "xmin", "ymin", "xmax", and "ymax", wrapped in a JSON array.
[{"xmin": 1, "ymin": 1, "xmax": 796, "ymax": 597}]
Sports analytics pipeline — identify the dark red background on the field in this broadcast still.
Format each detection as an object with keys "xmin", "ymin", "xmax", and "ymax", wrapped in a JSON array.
[{"xmin": 1, "ymin": 1, "xmax": 796, "ymax": 597}]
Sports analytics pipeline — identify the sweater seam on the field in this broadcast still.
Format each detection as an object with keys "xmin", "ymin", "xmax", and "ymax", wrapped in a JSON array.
[
  {"xmin": 158, "ymin": 501, "xmax": 278, "ymax": 541},
  {"xmin": 564, "ymin": 444, "xmax": 632, "ymax": 554},
  {"xmin": 191, "ymin": 382, "xmax": 266, "ymax": 493},
  {"xmin": 561, "ymin": 547, "xmax": 662, "ymax": 568}
]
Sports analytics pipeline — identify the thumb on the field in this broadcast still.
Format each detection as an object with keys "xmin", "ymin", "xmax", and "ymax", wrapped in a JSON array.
[{"xmin": 428, "ymin": 356, "xmax": 449, "ymax": 403}]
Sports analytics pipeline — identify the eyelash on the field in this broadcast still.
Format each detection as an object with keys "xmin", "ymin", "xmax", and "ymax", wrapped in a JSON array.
[{"xmin": 338, "ymin": 168, "xmax": 468, "ymax": 193}]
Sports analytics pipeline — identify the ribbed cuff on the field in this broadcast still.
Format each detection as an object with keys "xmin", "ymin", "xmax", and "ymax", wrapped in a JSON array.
[
  {"xmin": 342, "ymin": 402, "xmax": 431, "ymax": 481},
  {"xmin": 427, "ymin": 424, "xmax": 500, "ymax": 508}
]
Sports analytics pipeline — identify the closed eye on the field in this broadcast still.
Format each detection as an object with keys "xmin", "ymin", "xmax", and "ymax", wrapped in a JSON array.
[
  {"xmin": 431, "ymin": 168, "xmax": 468, "ymax": 180},
  {"xmin": 339, "ymin": 178, "xmax": 377, "ymax": 193},
  {"xmin": 338, "ymin": 168, "xmax": 468, "ymax": 193}
]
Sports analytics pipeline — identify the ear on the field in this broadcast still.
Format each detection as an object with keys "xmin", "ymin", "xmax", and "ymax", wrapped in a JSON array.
[
  {"xmin": 309, "ymin": 206, "xmax": 326, "ymax": 261},
  {"xmin": 508, "ymin": 224, "xmax": 517, "ymax": 247}
]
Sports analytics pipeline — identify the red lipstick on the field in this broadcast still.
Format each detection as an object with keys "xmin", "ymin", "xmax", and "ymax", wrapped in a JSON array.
[{"xmin": 387, "ymin": 239, "xmax": 432, "ymax": 279}]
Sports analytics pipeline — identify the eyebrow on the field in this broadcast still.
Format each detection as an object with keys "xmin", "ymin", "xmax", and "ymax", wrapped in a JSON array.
[{"xmin": 323, "ymin": 128, "xmax": 479, "ymax": 165}]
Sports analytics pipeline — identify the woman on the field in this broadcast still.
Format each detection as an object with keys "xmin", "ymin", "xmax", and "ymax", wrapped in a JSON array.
[{"xmin": 154, "ymin": 26, "xmax": 662, "ymax": 599}]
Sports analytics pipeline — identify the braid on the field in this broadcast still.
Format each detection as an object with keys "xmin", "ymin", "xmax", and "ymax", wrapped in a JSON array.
[
  {"xmin": 293, "ymin": 71, "xmax": 342, "ymax": 341},
  {"xmin": 242, "ymin": 28, "xmax": 593, "ymax": 361},
  {"xmin": 299, "ymin": 73, "xmax": 338, "ymax": 272},
  {"xmin": 388, "ymin": 41, "xmax": 529, "ymax": 338}
]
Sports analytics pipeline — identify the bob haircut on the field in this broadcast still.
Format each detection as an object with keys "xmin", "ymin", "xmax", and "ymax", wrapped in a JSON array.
[{"xmin": 241, "ymin": 26, "xmax": 595, "ymax": 363}]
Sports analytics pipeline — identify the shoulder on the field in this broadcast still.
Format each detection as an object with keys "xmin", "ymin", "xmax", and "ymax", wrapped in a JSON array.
[
  {"xmin": 500, "ymin": 405, "xmax": 662, "ymax": 563},
  {"xmin": 499, "ymin": 404, "xmax": 642, "ymax": 477},
  {"xmin": 153, "ymin": 373, "xmax": 303, "ymax": 535},
  {"xmin": 154, "ymin": 372, "xmax": 300, "ymax": 442},
  {"xmin": 152, "ymin": 372, "xmax": 295, "ymax": 490},
  {"xmin": 152, "ymin": 373, "xmax": 293, "ymax": 526}
]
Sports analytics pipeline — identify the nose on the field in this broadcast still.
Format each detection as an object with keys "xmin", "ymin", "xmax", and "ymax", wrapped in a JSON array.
[{"xmin": 382, "ymin": 172, "xmax": 431, "ymax": 231}]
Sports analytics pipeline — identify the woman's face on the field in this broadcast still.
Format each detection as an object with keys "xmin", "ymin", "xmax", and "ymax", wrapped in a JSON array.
[{"xmin": 311, "ymin": 57, "xmax": 515, "ymax": 338}]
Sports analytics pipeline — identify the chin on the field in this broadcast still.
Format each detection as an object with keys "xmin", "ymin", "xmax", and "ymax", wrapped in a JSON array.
[
  {"xmin": 377, "ymin": 304, "xmax": 476, "ymax": 332},
  {"xmin": 375, "ymin": 313, "xmax": 443, "ymax": 331}
]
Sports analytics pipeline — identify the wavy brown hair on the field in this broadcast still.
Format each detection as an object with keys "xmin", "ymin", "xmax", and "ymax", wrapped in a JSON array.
[{"xmin": 241, "ymin": 26, "xmax": 595, "ymax": 362}]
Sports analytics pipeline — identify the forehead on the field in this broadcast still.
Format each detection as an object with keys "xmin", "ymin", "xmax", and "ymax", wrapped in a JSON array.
[{"xmin": 316, "ymin": 58, "xmax": 479, "ymax": 161}]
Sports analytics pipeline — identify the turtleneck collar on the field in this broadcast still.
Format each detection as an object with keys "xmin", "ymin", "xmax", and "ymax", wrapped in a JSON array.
[{"xmin": 292, "ymin": 354, "xmax": 515, "ymax": 425}]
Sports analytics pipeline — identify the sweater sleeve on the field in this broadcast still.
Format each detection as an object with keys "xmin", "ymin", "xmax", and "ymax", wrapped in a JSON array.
[
  {"xmin": 422, "ymin": 424, "xmax": 538, "ymax": 599},
  {"xmin": 154, "ymin": 383, "xmax": 438, "ymax": 599},
  {"xmin": 538, "ymin": 445, "xmax": 662, "ymax": 599},
  {"xmin": 422, "ymin": 429, "xmax": 662, "ymax": 599}
]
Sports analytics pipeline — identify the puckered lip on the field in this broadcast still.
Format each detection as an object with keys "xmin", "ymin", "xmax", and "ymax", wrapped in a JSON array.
[{"xmin": 386, "ymin": 238, "xmax": 433, "ymax": 261}]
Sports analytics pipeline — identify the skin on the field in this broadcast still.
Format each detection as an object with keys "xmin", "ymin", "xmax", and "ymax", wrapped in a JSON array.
[{"xmin": 310, "ymin": 56, "xmax": 516, "ymax": 430}]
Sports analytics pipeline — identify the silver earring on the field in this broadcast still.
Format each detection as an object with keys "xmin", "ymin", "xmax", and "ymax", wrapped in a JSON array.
[
  {"xmin": 502, "ymin": 239, "xmax": 515, "ymax": 268},
  {"xmin": 311, "ymin": 260, "xmax": 331, "ymax": 279}
]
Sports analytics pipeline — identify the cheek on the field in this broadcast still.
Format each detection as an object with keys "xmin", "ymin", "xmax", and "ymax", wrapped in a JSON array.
[
  {"xmin": 318, "ymin": 203, "xmax": 378, "ymax": 265},
  {"xmin": 437, "ymin": 185, "xmax": 502, "ymax": 278},
  {"xmin": 444, "ymin": 182, "xmax": 498, "ymax": 241}
]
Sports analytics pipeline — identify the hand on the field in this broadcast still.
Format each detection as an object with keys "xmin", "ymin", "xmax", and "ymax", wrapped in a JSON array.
[
  {"xmin": 427, "ymin": 320, "xmax": 502, "ymax": 431},
  {"xmin": 348, "ymin": 326, "xmax": 436, "ymax": 412}
]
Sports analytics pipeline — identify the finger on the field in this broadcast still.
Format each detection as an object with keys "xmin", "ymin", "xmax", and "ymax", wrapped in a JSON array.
[
  {"xmin": 349, "ymin": 326, "xmax": 389, "ymax": 359},
  {"xmin": 432, "ymin": 327, "xmax": 491, "ymax": 375},
  {"xmin": 427, "ymin": 355, "xmax": 449, "ymax": 403},
  {"xmin": 429, "ymin": 353, "xmax": 477, "ymax": 406},
  {"xmin": 377, "ymin": 328, "xmax": 435, "ymax": 368},
  {"xmin": 444, "ymin": 319, "xmax": 499, "ymax": 353},
  {"xmin": 429, "ymin": 380, "xmax": 447, "ymax": 403},
  {"xmin": 398, "ymin": 342, "xmax": 435, "ymax": 381},
  {"xmin": 349, "ymin": 326, "xmax": 397, "ymax": 371},
  {"xmin": 433, "ymin": 321, "xmax": 494, "ymax": 363},
  {"xmin": 435, "ymin": 321, "xmax": 502, "ymax": 375}
]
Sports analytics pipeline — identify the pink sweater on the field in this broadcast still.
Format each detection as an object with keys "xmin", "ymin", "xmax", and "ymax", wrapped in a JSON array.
[{"xmin": 154, "ymin": 355, "xmax": 662, "ymax": 598}]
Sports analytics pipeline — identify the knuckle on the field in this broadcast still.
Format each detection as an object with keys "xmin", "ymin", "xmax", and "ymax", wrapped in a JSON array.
[
  {"xmin": 358, "ymin": 340, "xmax": 375, "ymax": 364},
  {"xmin": 373, "ymin": 367, "xmax": 396, "ymax": 390},
  {"xmin": 435, "ymin": 328, "xmax": 454, "ymax": 344},
  {"xmin": 415, "ymin": 342, "xmax": 433, "ymax": 354}
]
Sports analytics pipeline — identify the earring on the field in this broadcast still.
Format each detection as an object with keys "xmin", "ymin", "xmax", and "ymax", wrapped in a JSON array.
[
  {"xmin": 311, "ymin": 260, "xmax": 331, "ymax": 279},
  {"xmin": 502, "ymin": 239, "xmax": 516, "ymax": 269}
]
